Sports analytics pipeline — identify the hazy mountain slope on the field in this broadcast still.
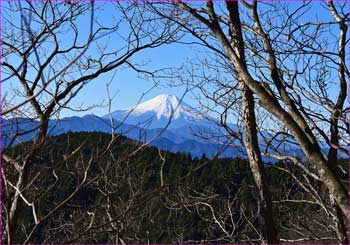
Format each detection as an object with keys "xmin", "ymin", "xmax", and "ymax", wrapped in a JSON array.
[{"xmin": 3, "ymin": 94, "xmax": 336, "ymax": 159}]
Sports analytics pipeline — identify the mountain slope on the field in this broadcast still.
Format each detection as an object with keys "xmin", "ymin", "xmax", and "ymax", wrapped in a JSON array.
[
  {"xmin": 107, "ymin": 94, "xmax": 209, "ymax": 129},
  {"xmin": 3, "ymin": 94, "xmax": 333, "ymax": 159}
]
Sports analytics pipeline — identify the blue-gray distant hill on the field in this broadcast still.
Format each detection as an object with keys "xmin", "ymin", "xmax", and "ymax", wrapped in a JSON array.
[{"xmin": 3, "ymin": 94, "xmax": 336, "ymax": 159}]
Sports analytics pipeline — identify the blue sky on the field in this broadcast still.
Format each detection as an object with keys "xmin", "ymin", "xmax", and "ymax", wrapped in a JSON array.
[
  {"xmin": 1, "ymin": 1, "xmax": 348, "ymax": 119},
  {"xmin": 71, "ymin": 1, "xmax": 345, "ymax": 118},
  {"xmin": 70, "ymin": 42, "xmax": 195, "ymax": 116},
  {"xmin": 1, "ymin": 1, "xmax": 200, "ymax": 117}
]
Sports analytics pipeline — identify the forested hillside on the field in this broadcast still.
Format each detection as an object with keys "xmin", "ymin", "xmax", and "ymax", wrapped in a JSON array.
[{"xmin": 3, "ymin": 132, "xmax": 348, "ymax": 243}]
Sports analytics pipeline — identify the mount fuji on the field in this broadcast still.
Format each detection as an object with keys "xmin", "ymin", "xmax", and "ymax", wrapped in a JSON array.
[
  {"xmin": 3, "ymin": 94, "xmax": 242, "ymax": 158},
  {"xmin": 3, "ymin": 94, "xmax": 314, "ymax": 159},
  {"xmin": 1, "ymin": 94, "xmax": 314, "ymax": 157},
  {"xmin": 106, "ymin": 94, "xmax": 209, "ymax": 129}
]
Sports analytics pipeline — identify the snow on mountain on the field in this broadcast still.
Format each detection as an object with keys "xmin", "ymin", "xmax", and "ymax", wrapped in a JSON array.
[
  {"xmin": 107, "ymin": 94, "xmax": 209, "ymax": 129},
  {"xmin": 128, "ymin": 94, "xmax": 201, "ymax": 120}
]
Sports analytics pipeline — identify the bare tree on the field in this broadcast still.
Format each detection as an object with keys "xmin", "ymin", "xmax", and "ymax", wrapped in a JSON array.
[
  {"xmin": 149, "ymin": 2, "xmax": 279, "ymax": 243},
  {"xmin": 1, "ymin": 2, "xmax": 179, "ymax": 243},
  {"xmin": 148, "ymin": 1, "xmax": 349, "ymax": 243}
]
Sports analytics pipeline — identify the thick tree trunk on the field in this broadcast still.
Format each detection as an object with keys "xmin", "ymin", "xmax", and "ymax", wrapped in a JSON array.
[
  {"xmin": 328, "ymin": 107, "xmax": 349, "ymax": 244},
  {"xmin": 225, "ymin": 2, "xmax": 279, "ymax": 243},
  {"xmin": 327, "ymin": 156, "xmax": 349, "ymax": 244},
  {"xmin": 240, "ymin": 81, "xmax": 279, "ymax": 244},
  {"xmin": 204, "ymin": 3, "xmax": 350, "ymax": 222},
  {"xmin": 328, "ymin": 116, "xmax": 349, "ymax": 244},
  {"xmin": 326, "ymin": 8, "xmax": 349, "ymax": 243}
]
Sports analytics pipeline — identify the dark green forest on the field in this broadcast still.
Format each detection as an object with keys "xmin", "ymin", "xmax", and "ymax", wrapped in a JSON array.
[{"xmin": 3, "ymin": 132, "xmax": 348, "ymax": 243}]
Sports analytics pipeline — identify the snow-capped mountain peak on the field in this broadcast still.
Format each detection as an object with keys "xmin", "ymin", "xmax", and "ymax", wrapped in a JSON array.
[
  {"xmin": 128, "ymin": 94, "xmax": 200, "ymax": 120},
  {"xmin": 107, "ymin": 94, "xmax": 209, "ymax": 129}
]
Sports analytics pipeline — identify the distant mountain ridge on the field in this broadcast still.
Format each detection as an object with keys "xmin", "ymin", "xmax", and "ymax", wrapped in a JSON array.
[
  {"xmin": 2, "ymin": 94, "xmax": 238, "ymax": 157},
  {"xmin": 3, "ymin": 94, "xmax": 339, "ymax": 160}
]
